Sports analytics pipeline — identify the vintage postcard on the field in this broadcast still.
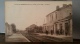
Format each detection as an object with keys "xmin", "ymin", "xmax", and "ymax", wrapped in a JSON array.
[
  {"xmin": 5, "ymin": 1, "xmax": 72, "ymax": 42},
  {"xmin": 6, "ymin": 0, "xmax": 72, "ymax": 1}
]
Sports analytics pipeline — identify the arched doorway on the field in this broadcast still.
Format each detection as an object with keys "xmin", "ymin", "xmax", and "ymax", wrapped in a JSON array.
[
  {"xmin": 59, "ymin": 24, "xmax": 63, "ymax": 35},
  {"xmin": 65, "ymin": 21, "xmax": 70, "ymax": 36}
]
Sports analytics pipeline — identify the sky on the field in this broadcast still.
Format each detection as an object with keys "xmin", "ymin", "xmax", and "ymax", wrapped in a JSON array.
[{"xmin": 5, "ymin": 1, "xmax": 72, "ymax": 30}]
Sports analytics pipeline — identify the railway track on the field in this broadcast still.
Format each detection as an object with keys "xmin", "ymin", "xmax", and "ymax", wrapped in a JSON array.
[
  {"xmin": 22, "ymin": 34, "xmax": 42, "ymax": 42},
  {"xmin": 22, "ymin": 33, "xmax": 72, "ymax": 42},
  {"xmin": 22, "ymin": 33, "xmax": 57, "ymax": 42}
]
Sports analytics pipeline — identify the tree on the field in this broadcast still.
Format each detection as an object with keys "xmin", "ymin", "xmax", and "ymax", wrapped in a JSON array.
[{"xmin": 11, "ymin": 24, "xmax": 16, "ymax": 33}]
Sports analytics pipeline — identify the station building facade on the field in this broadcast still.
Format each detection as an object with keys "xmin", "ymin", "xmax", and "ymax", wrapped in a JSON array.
[{"xmin": 43, "ymin": 4, "xmax": 72, "ymax": 36}]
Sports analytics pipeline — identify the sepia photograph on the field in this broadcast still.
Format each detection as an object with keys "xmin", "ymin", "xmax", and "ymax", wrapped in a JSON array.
[
  {"xmin": 6, "ymin": 0, "xmax": 72, "ymax": 1},
  {"xmin": 5, "ymin": 1, "xmax": 72, "ymax": 42}
]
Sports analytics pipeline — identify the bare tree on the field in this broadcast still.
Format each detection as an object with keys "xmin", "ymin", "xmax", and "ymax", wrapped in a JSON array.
[{"xmin": 11, "ymin": 24, "xmax": 16, "ymax": 33}]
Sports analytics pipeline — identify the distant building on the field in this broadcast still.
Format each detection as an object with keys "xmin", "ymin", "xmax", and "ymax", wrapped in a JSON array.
[
  {"xmin": 5, "ymin": 23, "xmax": 13, "ymax": 36},
  {"xmin": 26, "ymin": 24, "xmax": 43, "ymax": 33},
  {"xmin": 25, "ymin": 24, "xmax": 37, "ymax": 33},
  {"xmin": 43, "ymin": 4, "xmax": 72, "ymax": 36}
]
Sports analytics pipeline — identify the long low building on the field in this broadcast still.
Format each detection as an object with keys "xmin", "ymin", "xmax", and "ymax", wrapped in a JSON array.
[{"xmin": 25, "ymin": 24, "xmax": 43, "ymax": 34}]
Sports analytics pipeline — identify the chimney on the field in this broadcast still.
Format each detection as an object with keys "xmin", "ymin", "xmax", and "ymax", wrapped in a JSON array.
[
  {"xmin": 63, "ymin": 4, "xmax": 67, "ymax": 7},
  {"xmin": 68, "ymin": 4, "xmax": 72, "ymax": 6},
  {"xmin": 56, "ymin": 6, "xmax": 59, "ymax": 10}
]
